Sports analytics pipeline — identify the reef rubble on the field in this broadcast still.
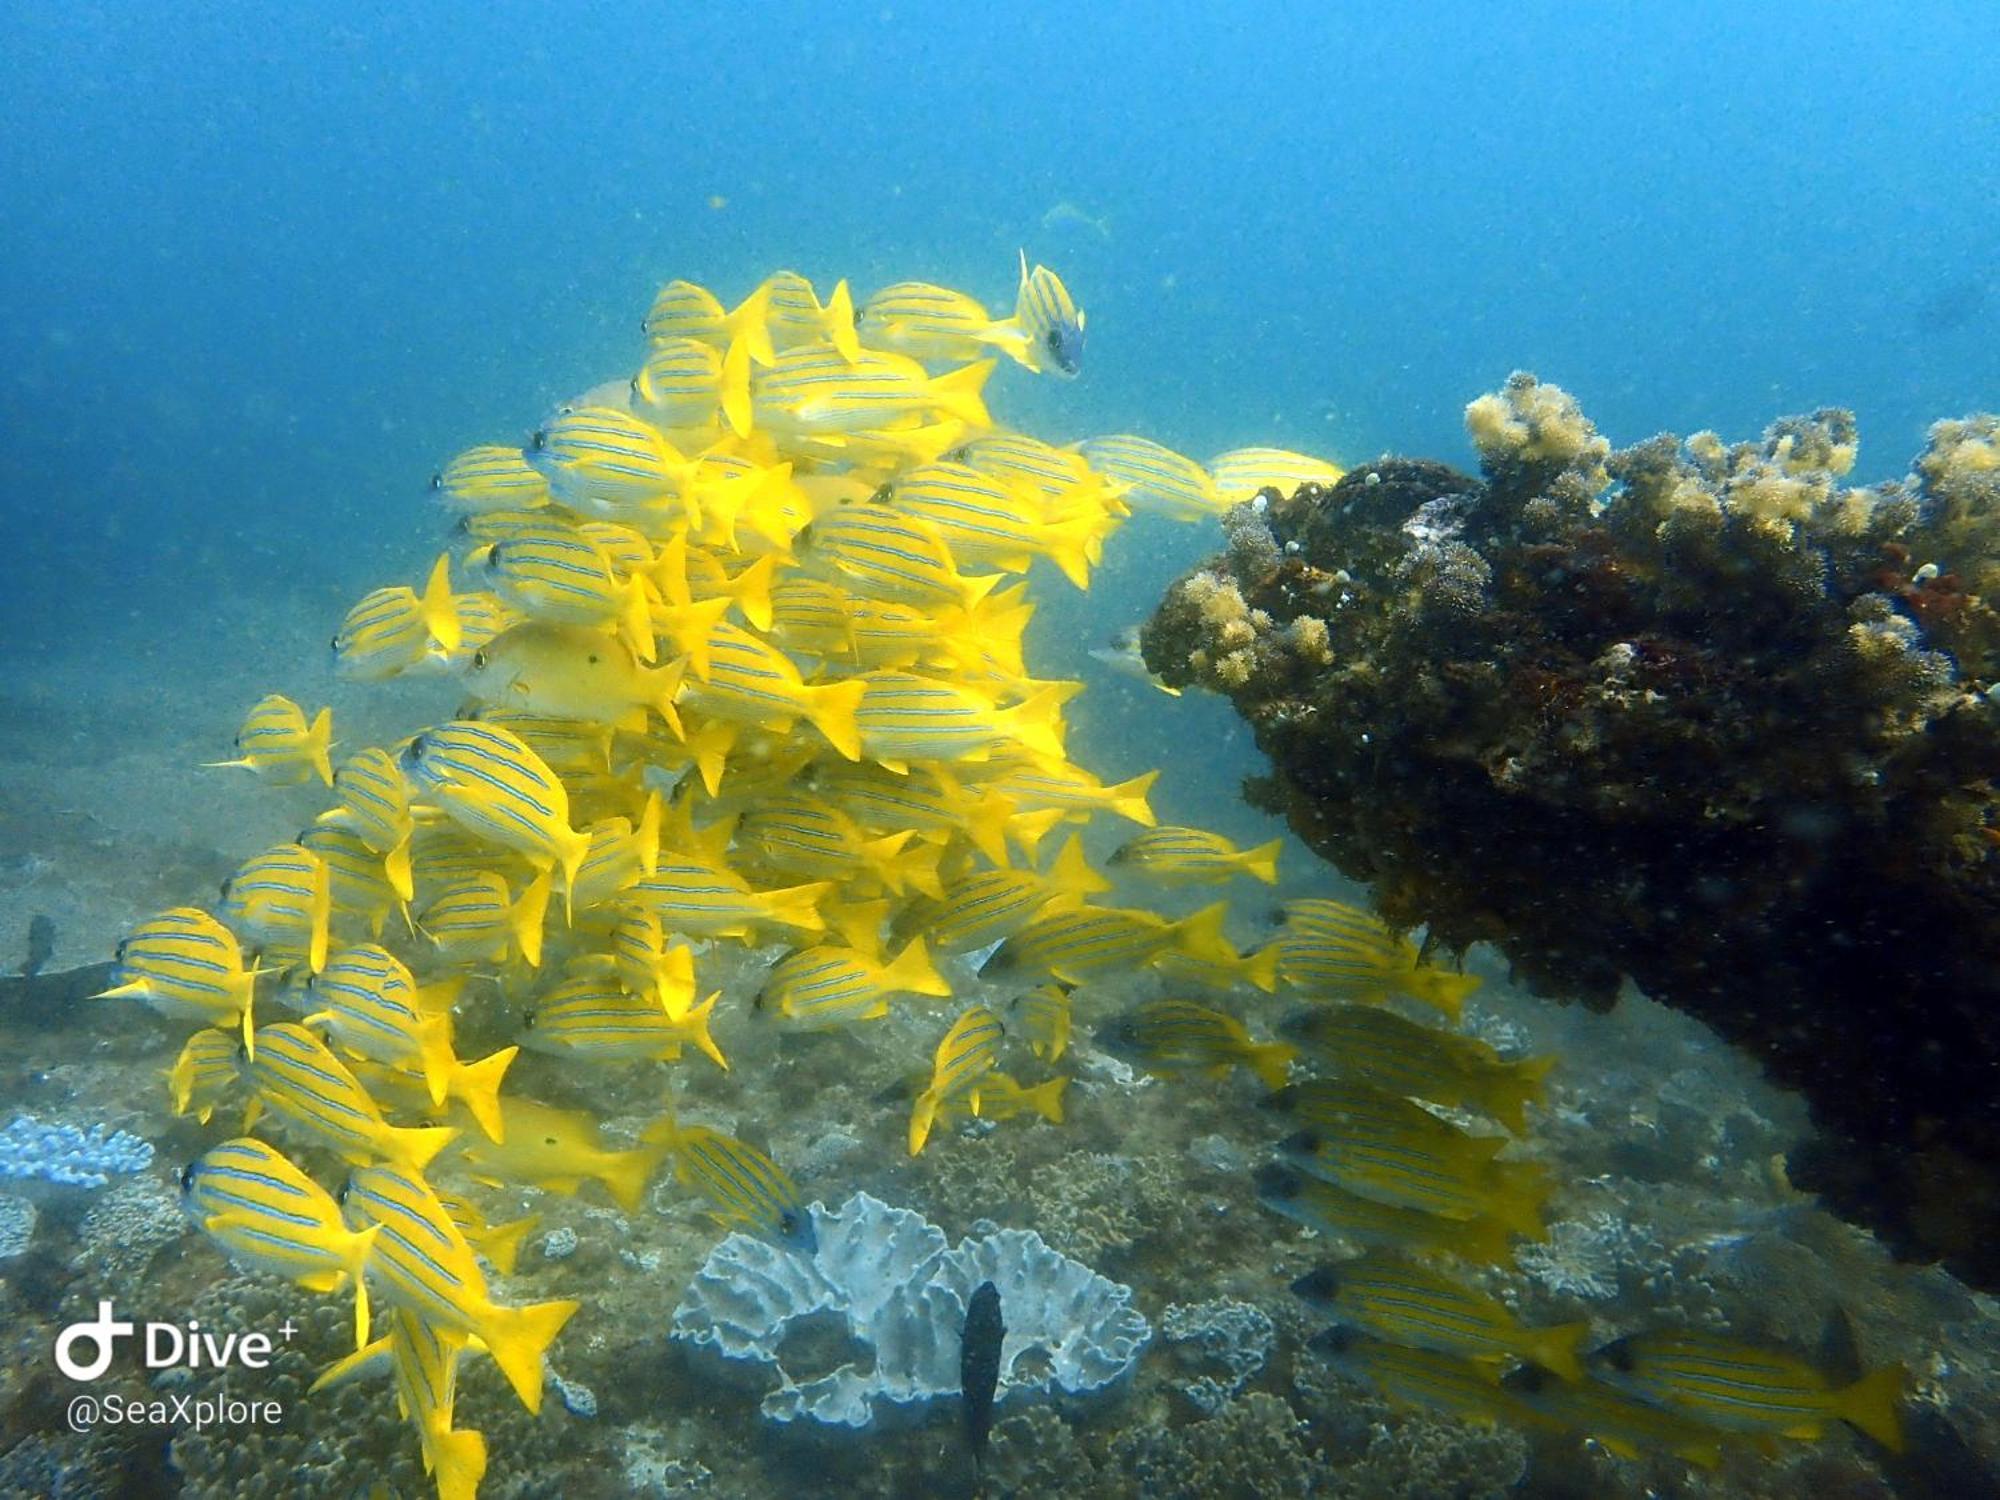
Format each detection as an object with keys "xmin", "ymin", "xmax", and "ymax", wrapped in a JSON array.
[{"xmin": 1143, "ymin": 374, "xmax": 2000, "ymax": 1287}]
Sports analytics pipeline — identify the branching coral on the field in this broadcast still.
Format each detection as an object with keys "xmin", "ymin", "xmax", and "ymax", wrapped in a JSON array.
[{"xmin": 1144, "ymin": 377, "xmax": 2000, "ymax": 1288}]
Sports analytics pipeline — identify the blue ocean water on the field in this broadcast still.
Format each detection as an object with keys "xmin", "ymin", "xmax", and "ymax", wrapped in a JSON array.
[{"xmin": 3, "ymin": 1, "xmax": 1993, "ymax": 662}]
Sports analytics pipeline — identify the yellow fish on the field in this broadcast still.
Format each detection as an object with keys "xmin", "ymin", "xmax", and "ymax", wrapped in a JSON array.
[
  {"xmin": 1278, "ymin": 898, "xmax": 1481, "ymax": 1020},
  {"xmin": 918, "ymin": 833, "xmax": 1109, "ymax": 954},
  {"xmin": 452, "ymin": 1096, "xmax": 673, "ymax": 1213},
  {"xmin": 908, "ymin": 1005, "xmax": 1004, "ymax": 1155},
  {"xmin": 650, "ymin": 1117, "xmax": 816, "ymax": 1252},
  {"xmin": 883, "ymin": 460, "xmax": 1100, "ymax": 588},
  {"xmin": 417, "ymin": 870, "xmax": 550, "ymax": 968},
  {"xmin": 1012, "ymin": 985, "xmax": 1072, "ymax": 1063},
  {"xmin": 478, "ymin": 516, "xmax": 658, "ymax": 663},
  {"xmin": 1275, "ymin": 1119, "xmax": 1550, "ymax": 1240},
  {"xmin": 1254, "ymin": 1163, "xmax": 1515, "ymax": 1264},
  {"xmin": 96, "ymin": 907, "xmax": 260, "ymax": 1051},
  {"xmin": 672, "ymin": 621, "xmax": 865, "ymax": 762},
  {"xmin": 1095, "ymin": 998, "xmax": 1295, "ymax": 1091},
  {"xmin": 323, "ymin": 747, "xmax": 416, "ymax": 900},
  {"xmin": 167, "ymin": 1028, "xmax": 241, "ymax": 1124},
  {"xmin": 206, "ymin": 693, "xmax": 334, "ymax": 787},
  {"xmin": 1076, "ymin": 434, "xmax": 1221, "ymax": 522},
  {"xmin": 522, "ymin": 970, "xmax": 726, "ymax": 1069},
  {"xmin": 463, "ymin": 620, "xmax": 687, "ymax": 735},
  {"xmin": 182, "ymin": 1138, "xmax": 379, "ymax": 1351},
  {"xmin": 1307, "ymin": 1327, "xmax": 1548, "ymax": 1431},
  {"xmin": 981, "ymin": 900, "xmax": 1236, "ymax": 985},
  {"xmin": 1109, "ymin": 826, "xmax": 1281, "ymax": 886},
  {"xmin": 760, "ymin": 936, "xmax": 952, "ymax": 1026},
  {"xmin": 853, "ymin": 672, "xmax": 1070, "ymax": 773},
  {"xmin": 1276, "ymin": 1004, "xmax": 1554, "ymax": 1134},
  {"xmin": 340, "ymin": 1161, "xmax": 578, "ymax": 1413},
  {"xmin": 1207, "ymin": 445, "xmax": 1345, "ymax": 504},
  {"xmin": 1009, "ymin": 252, "xmax": 1085, "ymax": 378},
  {"xmin": 219, "ymin": 841, "xmax": 332, "ymax": 974},
  {"xmin": 246, "ymin": 1022, "xmax": 457, "ymax": 1171},
  {"xmin": 431, "ymin": 442, "xmax": 553, "ymax": 513},
  {"xmin": 792, "ymin": 503, "xmax": 1002, "ymax": 613},
  {"xmin": 739, "ymin": 270, "xmax": 860, "ymax": 365},
  {"xmin": 856, "ymin": 282, "xmax": 1030, "ymax": 365},
  {"xmin": 435, "ymin": 1190, "xmax": 540, "ymax": 1276}
]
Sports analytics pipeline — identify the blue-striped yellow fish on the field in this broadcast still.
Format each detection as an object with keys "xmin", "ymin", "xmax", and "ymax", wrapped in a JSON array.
[
  {"xmin": 525, "ymin": 404, "xmax": 685, "ymax": 518},
  {"xmin": 341, "ymin": 1043, "xmax": 515, "ymax": 1148},
  {"xmin": 206, "ymin": 694, "xmax": 335, "ymax": 787},
  {"xmin": 399, "ymin": 722, "xmax": 592, "ymax": 914},
  {"xmin": 960, "ymin": 1071, "xmax": 1066, "ymax": 1127},
  {"xmin": 1096, "ymin": 998, "xmax": 1296, "ymax": 1091},
  {"xmin": 954, "ymin": 432, "xmax": 1118, "ymax": 513},
  {"xmin": 629, "ymin": 856, "xmax": 827, "ymax": 939},
  {"xmin": 1307, "ymin": 1326, "xmax": 1547, "ymax": 1431},
  {"xmin": 760, "ymin": 937, "xmax": 951, "ymax": 1026},
  {"xmin": 435, "ymin": 1190, "xmax": 539, "ymax": 1276},
  {"xmin": 1076, "ymin": 434, "xmax": 1222, "ymax": 522},
  {"xmin": 168, "ymin": 1028, "xmax": 242, "ymax": 1124},
  {"xmin": 919, "ymin": 833, "xmax": 1109, "ymax": 954},
  {"xmin": 479, "ymin": 516, "xmax": 658, "ymax": 663},
  {"xmin": 331, "ymin": 586, "xmax": 435, "ymax": 683},
  {"xmin": 632, "ymin": 335, "xmax": 751, "ymax": 435},
  {"xmin": 182, "ymin": 1137, "xmax": 379, "ymax": 1351},
  {"xmin": 643, "ymin": 278, "xmax": 730, "ymax": 345},
  {"xmin": 323, "ymin": 747, "xmax": 416, "ymax": 899},
  {"xmin": 247, "ymin": 1022, "xmax": 456, "ymax": 1170},
  {"xmin": 1276, "ymin": 1004, "xmax": 1553, "ymax": 1134},
  {"xmin": 963, "ymin": 751, "xmax": 1159, "ymax": 826},
  {"xmin": 1276, "ymin": 1121, "xmax": 1550, "ymax": 1240},
  {"xmin": 857, "ymin": 281, "xmax": 1030, "ymax": 366},
  {"xmin": 305, "ymin": 1310, "xmax": 489, "ymax": 1500},
  {"xmin": 981, "ymin": 900, "xmax": 1235, "ymax": 985},
  {"xmin": 1501, "ymin": 1365, "xmax": 1732, "ymax": 1469},
  {"xmin": 1012, "ymin": 985, "xmax": 1072, "ymax": 1063},
  {"xmin": 418, "ymin": 870, "xmax": 549, "ymax": 968},
  {"xmin": 735, "ymin": 793, "xmax": 942, "ymax": 898},
  {"xmin": 1292, "ymin": 1255, "xmax": 1589, "ymax": 1381},
  {"xmin": 96, "ymin": 907, "xmax": 261, "ymax": 1048},
  {"xmin": 219, "ymin": 841, "xmax": 332, "ymax": 974},
  {"xmin": 907, "ymin": 1005, "xmax": 1004, "ymax": 1155},
  {"xmin": 673, "ymin": 621, "xmax": 865, "ymax": 761},
  {"xmin": 813, "ymin": 761, "xmax": 1054, "ymax": 868},
  {"xmin": 650, "ymin": 1117, "xmax": 816, "ymax": 1253},
  {"xmin": 652, "ymin": 532, "xmax": 778, "ymax": 633},
  {"xmin": 303, "ymin": 822, "xmax": 409, "ymax": 943},
  {"xmin": 740, "ymin": 269, "xmax": 860, "ymax": 365},
  {"xmin": 452, "ymin": 1095, "xmax": 673, "ymax": 1213},
  {"xmin": 752, "ymin": 344, "xmax": 992, "ymax": 435},
  {"xmin": 884, "ymin": 460, "xmax": 1099, "ymax": 589},
  {"xmin": 1278, "ymin": 898, "xmax": 1481, "ymax": 1020},
  {"xmin": 793, "ymin": 503, "xmax": 1001, "ymax": 612},
  {"xmin": 1253, "ymin": 1163, "xmax": 1515, "ymax": 1264},
  {"xmin": 608, "ymin": 906, "xmax": 698, "ymax": 1018},
  {"xmin": 1208, "ymin": 445, "xmax": 1345, "ymax": 505},
  {"xmin": 522, "ymin": 970, "xmax": 725, "ymax": 1069},
  {"xmin": 339, "ymin": 1161, "xmax": 578, "ymax": 1413},
  {"xmin": 1260, "ymin": 1077, "xmax": 1506, "ymax": 1159},
  {"xmin": 1591, "ymin": 1330, "xmax": 1904, "ymax": 1451},
  {"xmin": 431, "ymin": 443, "xmax": 552, "ymax": 513},
  {"xmin": 1010, "ymin": 252, "xmax": 1085, "ymax": 378},
  {"xmin": 854, "ymin": 672, "xmax": 1069, "ymax": 772},
  {"xmin": 1110, "ymin": 826, "xmax": 1281, "ymax": 887}
]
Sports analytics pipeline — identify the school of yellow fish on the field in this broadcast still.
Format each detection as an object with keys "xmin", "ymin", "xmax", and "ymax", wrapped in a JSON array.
[{"xmin": 97, "ymin": 254, "xmax": 1905, "ymax": 1492}]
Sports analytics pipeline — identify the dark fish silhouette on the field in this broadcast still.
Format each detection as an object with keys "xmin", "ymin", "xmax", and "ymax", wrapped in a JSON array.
[
  {"xmin": 22, "ymin": 914, "xmax": 55, "ymax": 979},
  {"xmin": 961, "ymin": 1280, "xmax": 1004, "ymax": 1468}
]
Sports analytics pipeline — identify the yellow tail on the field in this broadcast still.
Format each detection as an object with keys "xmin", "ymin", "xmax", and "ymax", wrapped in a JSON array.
[
  {"xmin": 907, "ymin": 1091, "xmax": 941, "ymax": 1156},
  {"xmin": 477, "ymin": 1211, "xmax": 540, "ymax": 1277},
  {"xmin": 342, "ymin": 1223, "xmax": 380, "ymax": 1353},
  {"xmin": 1038, "ymin": 511, "xmax": 1098, "ymax": 590},
  {"xmin": 419, "ymin": 553, "xmax": 462, "ymax": 654},
  {"xmin": 432, "ymin": 1426, "xmax": 487, "ymax": 1500},
  {"xmin": 728, "ymin": 550, "xmax": 778, "ymax": 632},
  {"xmin": 555, "ymin": 826, "xmax": 591, "ymax": 928},
  {"xmin": 1247, "ymin": 1040, "xmax": 1297, "ymax": 1093},
  {"xmin": 804, "ymin": 677, "xmax": 866, "ymax": 761},
  {"xmin": 1527, "ymin": 1321, "xmax": 1590, "ymax": 1384},
  {"xmin": 719, "ymin": 334, "xmax": 753, "ymax": 438},
  {"xmin": 453, "ymin": 1046, "xmax": 517, "ymax": 1145},
  {"xmin": 1836, "ymin": 1362, "xmax": 1906, "ymax": 1451},
  {"xmin": 1241, "ymin": 838, "xmax": 1283, "ymax": 886},
  {"xmin": 679, "ymin": 990, "xmax": 729, "ymax": 1071},
  {"xmin": 1174, "ymin": 901, "xmax": 1237, "ymax": 967},
  {"xmin": 305, "ymin": 706, "xmax": 336, "ymax": 788},
  {"xmin": 927, "ymin": 359, "xmax": 995, "ymax": 430},
  {"xmin": 1047, "ymin": 832, "xmax": 1111, "ymax": 898},
  {"xmin": 416, "ymin": 1019, "xmax": 458, "ymax": 1108},
  {"xmin": 633, "ymin": 791, "xmax": 663, "ymax": 877},
  {"xmin": 1407, "ymin": 965, "xmax": 1480, "ymax": 1022},
  {"xmin": 882, "ymin": 937, "xmax": 952, "ymax": 998},
  {"xmin": 823, "ymin": 278, "xmax": 861, "ymax": 363},
  {"xmin": 480, "ymin": 1297, "xmax": 580, "ymax": 1414},
  {"xmin": 513, "ymin": 870, "xmax": 551, "ymax": 967},
  {"xmin": 1106, "ymin": 769, "xmax": 1159, "ymax": 826},
  {"xmin": 382, "ymin": 836, "xmax": 414, "ymax": 903},
  {"xmin": 387, "ymin": 1123, "xmax": 457, "ymax": 1173},
  {"xmin": 598, "ymin": 1143, "xmax": 666, "ymax": 1213},
  {"xmin": 963, "ymin": 793, "xmax": 1016, "ymax": 867},
  {"xmin": 999, "ymin": 684, "xmax": 1069, "ymax": 762},
  {"xmin": 306, "ymin": 856, "xmax": 332, "ymax": 974},
  {"xmin": 759, "ymin": 881, "xmax": 830, "ymax": 935},
  {"xmin": 1026, "ymin": 1075, "xmax": 1068, "ymax": 1124}
]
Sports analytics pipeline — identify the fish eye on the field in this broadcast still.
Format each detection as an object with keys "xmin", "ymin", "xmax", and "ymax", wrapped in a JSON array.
[
  {"xmin": 335, "ymin": 1181, "xmax": 352, "ymax": 1206},
  {"xmin": 218, "ymin": 877, "xmax": 233, "ymax": 900},
  {"xmin": 179, "ymin": 1161, "xmax": 199, "ymax": 1193},
  {"xmin": 429, "ymin": 473, "xmax": 443, "ymax": 491},
  {"xmin": 586, "ymin": 653, "xmax": 599, "ymax": 665},
  {"xmin": 330, "ymin": 634, "xmax": 342, "ymax": 652},
  {"xmin": 521, "ymin": 1011, "xmax": 536, "ymax": 1029},
  {"xmin": 529, "ymin": 431, "xmax": 548, "ymax": 451},
  {"xmin": 471, "ymin": 650, "xmax": 487, "ymax": 670}
]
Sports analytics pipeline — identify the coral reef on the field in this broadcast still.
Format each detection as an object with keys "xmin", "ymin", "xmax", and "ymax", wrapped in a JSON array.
[
  {"xmin": 0, "ymin": 1114, "xmax": 153, "ymax": 1187},
  {"xmin": 670, "ymin": 1191, "xmax": 1148, "ymax": 1428},
  {"xmin": 1156, "ymin": 1297, "xmax": 1276, "ymax": 1414},
  {"xmin": 1144, "ymin": 375, "xmax": 2000, "ymax": 1286}
]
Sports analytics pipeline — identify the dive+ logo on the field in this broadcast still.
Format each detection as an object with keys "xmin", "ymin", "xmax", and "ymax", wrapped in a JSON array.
[{"xmin": 55, "ymin": 1301, "xmax": 294, "ymax": 1381}]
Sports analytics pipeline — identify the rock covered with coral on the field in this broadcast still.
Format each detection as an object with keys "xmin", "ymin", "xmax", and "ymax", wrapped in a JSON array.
[
  {"xmin": 670, "ymin": 1191, "xmax": 1149, "ymax": 1428},
  {"xmin": 1144, "ymin": 373, "xmax": 2000, "ymax": 1286}
]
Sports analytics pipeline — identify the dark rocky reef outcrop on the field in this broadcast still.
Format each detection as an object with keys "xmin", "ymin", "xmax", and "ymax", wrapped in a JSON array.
[{"xmin": 1144, "ymin": 374, "xmax": 2000, "ymax": 1287}]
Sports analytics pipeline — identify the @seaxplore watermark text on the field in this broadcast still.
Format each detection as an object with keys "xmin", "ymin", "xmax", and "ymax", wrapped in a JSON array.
[{"xmin": 67, "ymin": 1392, "xmax": 283, "ymax": 1433}]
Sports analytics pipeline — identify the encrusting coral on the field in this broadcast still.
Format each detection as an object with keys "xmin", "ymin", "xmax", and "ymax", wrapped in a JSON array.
[{"xmin": 1143, "ymin": 373, "xmax": 2000, "ymax": 1289}]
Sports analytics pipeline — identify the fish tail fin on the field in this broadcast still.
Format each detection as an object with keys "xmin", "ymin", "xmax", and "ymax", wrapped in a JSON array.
[
  {"xmin": 1028, "ymin": 1075, "xmax": 1068, "ymax": 1124},
  {"xmin": 1047, "ymin": 832, "xmax": 1110, "ymax": 898},
  {"xmin": 481, "ymin": 1298, "xmax": 580, "ymax": 1414},
  {"xmin": 344, "ymin": 1223, "xmax": 381, "ymax": 1351},
  {"xmin": 1493, "ymin": 1054, "xmax": 1557, "ymax": 1133},
  {"xmin": 1174, "ymin": 901, "xmax": 1236, "ymax": 966},
  {"xmin": 719, "ymin": 334, "xmax": 753, "ymax": 437},
  {"xmin": 883, "ymin": 937, "xmax": 952, "ymax": 998},
  {"xmin": 963, "ymin": 793, "xmax": 1015, "ymax": 868},
  {"xmin": 891, "ymin": 837, "xmax": 945, "ymax": 900},
  {"xmin": 1409, "ymin": 966, "xmax": 1478, "ymax": 1022},
  {"xmin": 420, "ymin": 553, "xmax": 462, "ymax": 653},
  {"xmin": 983, "ymin": 313, "xmax": 1035, "ymax": 364},
  {"xmin": 1529, "ymin": 1322, "xmax": 1591, "ymax": 1384},
  {"xmin": 1248, "ymin": 1041, "xmax": 1298, "ymax": 1092},
  {"xmin": 417, "ymin": 1020, "xmax": 458, "ymax": 1108},
  {"xmin": 728, "ymin": 283, "xmax": 776, "ymax": 368},
  {"xmin": 1836, "ymin": 1363, "xmax": 1906, "ymax": 1451},
  {"xmin": 1006, "ymin": 805, "xmax": 1065, "ymax": 862},
  {"xmin": 477, "ymin": 1211, "xmax": 541, "ymax": 1277},
  {"xmin": 1106, "ymin": 769, "xmax": 1159, "ymax": 826},
  {"xmin": 927, "ymin": 359, "xmax": 995, "ymax": 431},
  {"xmin": 432, "ymin": 1426, "xmax": 488, "ymax": 1500},
  {"xmin": 383, "ymin": 836, "xmax": 414, "ymax": 902},
  {"xmin": 307, "ymin": 859, "xmax": 332, "ymax": 975},
  {"xmin": 659, "ymin": 598, "xmax": 727, "ymax": 680},
  {"xmin": 804, "ymin": 678, "xmax": 866, "ymax": 761},
  {"xmin": 389, "ymin": 1123, "xmax": 457, "ymax": 1173},
  {"xmin": 631, "ymin": 790, "xmax": 663, "ymax": 878},
  {"xmin": 683, "ymin": 990, "xmax": 728, "ymax": 1070},
  {"xmin": 857, "ymin": 829, "xmax": 916, "ymax": 893},
  {"xmin": 601, "ymin": 1143, "xmax": 665, "ymax": 1213},
  {"xmin": 621, "ymin": 575, "xmax": 658, "ymax": 665},
  {"xmin": 1242, "ymin": 838, "xmax": 1283, "ymax": 886},
  {"xmin": 1495, "ymin": 1178, "xmax": 1552, "ymax": 1242},
  {"xmin": 1038, "ymin": 511, "xmax": 1098, "ymax": 590},
  {"xmin": 824, "ymin": 278, "xmax": 861, "ymax": 363},
  {"xmin": 1243, "ymin": 939, "xmax": 1282, "ymax": 993},
  {"xmin": 728, "ymin": 551, "xmax": 777, "ymax": 632},
  {"xmin": 513, "ymin": 870, "xmax": 551, "ymax": 967},
  {"xmin": 305, "ymin": 707, "xmax": 336, "ymax": 788},
  {"xmin": 308, "ymin": 1332, "xmax": 392, "ymax": 1394},
  {"xmin": 907, "ymin": 1091, "xmax": 939, "ymax": 1156},
  {"xmin": 453, "ymin": 1045, "xmax": 517, "ymax": 1144},
  {"xmin": 556, "ymin": 829, "xmax": 591, "ymax": 928},
  {"xmin": 999, "ymin": 684, "xmax": 1068, "ymax": 762},
  {"xmin": 1459, "ymin": 1214, "xmax": 1517, "ymax": 1265},
  {"xmin": 760, "ymin": 881, "xmax": 829, "ymax": 935}
]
